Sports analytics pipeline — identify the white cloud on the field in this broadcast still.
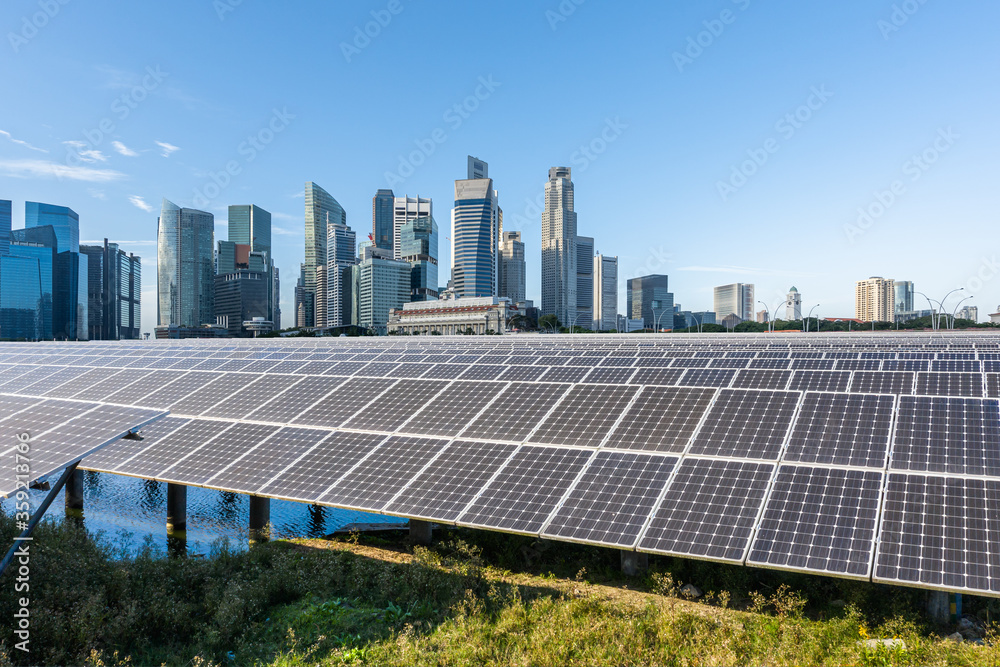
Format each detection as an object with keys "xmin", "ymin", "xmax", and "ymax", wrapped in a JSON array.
[
  {"xmin": 88, "ymin": 188, "xmax": 108, "ymax": 200},
  {"xmin": 0, "ymin": 130, "xmax": 47, "ymax": 153},
  {"xmin": 63, "ymin": 140, "xmax": 109, "ymax": 163},
  {"xmin": 0, "ymin": 158, "xmax": 124, "ymax": 182},
  {"xmin": 129, "ymin": 195, "xmax": 154, "ymax": 212},
  {"xmin": 155, "ymin": 141, "xmax": 180, "ymax": 157},
  {"xmin": 112, "ymin": 140, "xmax": 139, "ymax": 157},
  {"xmin": 290, "ymin": 190, "xmax": 304, "ymax": 198},
  {"xmin": 272, "ymin": 226, "xmax": 300, "ymax": 236},
  {"xmin": 677, "ymin": 265, "xmax": 821, "ymax": 278}
]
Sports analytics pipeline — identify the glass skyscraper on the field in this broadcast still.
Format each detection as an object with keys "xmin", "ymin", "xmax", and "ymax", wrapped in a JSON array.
[
  {"xmin": 228, "ymin": 204, "xmax": 271, "ymax": 256},
  {"xmin": 576, "ymin": 235, "xmax": 594, "ymax": 328},
  {"xmin": 326, "ymin": 220, "xmax": 357, "ymax": 328},
  {"xmin": 304, "ymin": 182, "xmax": 345, "ymax": 327},
  {"xmin": 452, "ymin": 157, "xmax": 501, "ymax": 299},
  {"xmin": 894, "ymin": 280, "xmax": 914, "ymax": 314},
  {"xmin": 499, "ymin": 231, "xmax": 525, "ymax": 305},
  {"xmin": 157, "ymin": 199, "xmax": 214, "ymax": 328},
  {"xmin": 10, "ymin": 225, "xmax": 58, "ymax": 339},
  {"xmin": 400, "ymin": 216, "xmax": 438, "ymax": 301},
  {"xmin": 26, "ymin": 201, "xmax": 79, "ymax": 253},
  {"xmin": 628, "ymin": 274, "xmax": 674, "ymax": 330},
  {"xmin": 372, "ymin": 189, "xmax": 394, "ymax": 253},
  {"xmin": 541, "ymin": 167, "xmax": 577, "ymax": 326},
  {"xmin": 80, "ymin": 240, "xmax": 141, "ymax": 340},
  {"xmin": 0, "ymin": 200, "xmax": 11, "ymax": 255}
]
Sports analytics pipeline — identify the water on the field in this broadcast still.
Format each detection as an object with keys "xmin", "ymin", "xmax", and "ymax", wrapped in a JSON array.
[{"xmin": 1, "ymin": 470, "xmax": 406, "ymax": 556}]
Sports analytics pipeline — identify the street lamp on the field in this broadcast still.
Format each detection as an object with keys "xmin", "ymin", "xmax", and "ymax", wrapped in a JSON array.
[
  {"xmin": 915, "ymin": 291, "xmax": 944, "ymax": 332},
  {"xmin": 655, "ymin": 308, "xmax": 670, "ymax": 333},
  {"xmin": 804, "ymin": 304, "xmax": 820, "ymax": 332}
]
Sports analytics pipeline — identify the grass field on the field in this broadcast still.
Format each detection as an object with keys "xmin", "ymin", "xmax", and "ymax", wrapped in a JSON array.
[{"xmin": 1, "ymin": 513, "xmax": 998, "ymax": 666}]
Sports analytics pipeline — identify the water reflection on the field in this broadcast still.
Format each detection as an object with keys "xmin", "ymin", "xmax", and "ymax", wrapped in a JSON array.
[{"xmin": 1, "ymin": 470, "xmax": 406, "ymax": 556}]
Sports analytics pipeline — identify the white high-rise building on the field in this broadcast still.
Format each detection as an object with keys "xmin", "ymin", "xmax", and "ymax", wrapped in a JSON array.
[
  {"xmin": 713, "ymin": 283, "xmax": 754, "ymax": 327},
  {"xmin": 392, "ymin": 196, "xmax": 431, "ymax": 261},
  {"xmin": 326, "ymin": 220, "xmax": 357, "ymax": 328},
  {"xmin": 785, "ymin": 286, "xmax": 802, "ymax": 320},
  {"xmin": 499, "ymin": 231, "xmax": 525, "ymax": 304},
  {"xmin": 855, "ymin": 277, "xmax": 895, "ymax": 322},
  {"xmin": 593, "ymin": 254, "xmax": 618, "ymax": 331},
  {"xmin": 541, "ymin": 167, "xmax": 577, "ymax": 327}
]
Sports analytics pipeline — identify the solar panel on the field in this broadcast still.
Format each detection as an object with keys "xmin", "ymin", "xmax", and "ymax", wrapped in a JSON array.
[
  {"xmin": 731, "ymin": 369, "xmax": 791, "ymax": 390},
  {"xmin": 850, "ymin": 371, "xmax": 913, "ymax": 395},
  {"xmin": 200, "ymin": 374, "xmax": 302, "ymax": 419},
  {"xmin": 631, "ymin": 367, "xmax": 685, "ymax": 386},
  {"xmin": 542, "ymin": 451, "xmax": 676, "ymax": 547},
  {"xmin": 460, "ymin": 382, "xmax": 571, "ymax": 442},
  {"xmin": 677, "ymin": 368, "xmax": 737, "ymax": 388},
  {"xmin": 791, "ymin": 359, "xmax": 836, "ymax": 370},
  {"xmin": 582, "ymin": 367, "xmax": 636, "ymax": 384},
  {"xmin": 529, "ymin": 384, "xmax": 640, "ymax": 448},
  {"xmin": 100, "ymin": 370, "xmax": 188, "ymax": 405},
  {"xmin": 341, "ymin": 380, "xmax": 447, "ymax": 432},
  {"xmin": 292, "ymin": 377, "xmax": 396, "ymax": 428},
  {"xmin": 420, "ymin": 364, "xmax": 467, "ymax": 380},
  {"xmin": 787, "ymin": 370, "xmax": 851, "ymax": 393},
  {"xmin": 638, "ymin": 458, "xmax": 773, "ymax": 563},
  {"xmin": 603, "ymin": 386, "xmax": 715, "ymax": 453},
  {"xmin": 688, "ymin": 389, "xmax": 799, "ymax": 460},
  {"xmin": 989, "ymin": 374, "xmax": 1000, "ymax": 399},
  {"xmin": 82, "ymin": 416, "xmax": 192, "ymax": 471},
  {"xmin": 538, "ymin": 366, "xmax": 593, "ymax": 383},
  {"xmin": 159, "ymin": 422, "xmax": 282, "ymax": 486},
  {"xmin": 0, "ymin": 366, "xmax": 67, "ymax": 392},
  {"xmin": 874, "ymin": 473, "xmax": 998, "ymax": 594},
  {"xmin": 168, "ymin": 373, "xmax": 257, "ymax": 416},
  {"xmin": 835, "ymin": 359, "xmax": 882, "ymax": 371},
  {"xmin": 384, "ymin": 440, "xmax": 519, "ymax": 521},
  {"xmin": 458, "ymin": 446, "xmax": 593, "ymax": 534},
  {"xmin": 457, "ymin": 364, "xmax": 506, "ymax": 381},
  {"xmin": 748, "ymin": 358, "xmax": 791, "ymax": 370},
  {"xmin": 14, "ymin": 366, "xmax": 90, "ymax": 396},
  {"xmin": 320, "ymin": 435, "xmax": 449, "ymax": 511},
  {"xmin": 111, "ymin": 419, "xmax": 231, "ymax": 479},
  {"xmin": 497, "ymin": 365, "xmax": 547, "ymax": 382},
  {"xmin": 401, "ymin": 381, "xmax": 504, "ymax": 437},
  {"xmin": 883, "ymin": 360, "xmax": 929, "ymax": 372},
  {"xmin": 891, "ymin": 396, "xmax": 1000, "ymax": 476},
  {"xmin": 747, "ymin": 465, "xmax": 882, "ymax": 578},
  {"xmin": 784, "ymin": 393, "xmax": 894, "ymax": 467},
  {"xmin": 915, "ymin": 372, "xmax": 983, "ymax": 397}
]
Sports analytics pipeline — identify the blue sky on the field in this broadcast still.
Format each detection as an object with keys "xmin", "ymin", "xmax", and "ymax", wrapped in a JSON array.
[{"xmin": 1, "ymin": 0, "xmax": 997, "ymax": 332}]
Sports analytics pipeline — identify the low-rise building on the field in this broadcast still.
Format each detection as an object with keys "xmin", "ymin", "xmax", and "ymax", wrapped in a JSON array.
[{"xmin": 388, "ymin": 296, "xmax": 513, "ymax": 335}]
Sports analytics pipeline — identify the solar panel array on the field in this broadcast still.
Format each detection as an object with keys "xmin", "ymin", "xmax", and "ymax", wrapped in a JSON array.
[{"xmin": 3, "ymin": 332, "xmax": 1000, "ymax": 596}]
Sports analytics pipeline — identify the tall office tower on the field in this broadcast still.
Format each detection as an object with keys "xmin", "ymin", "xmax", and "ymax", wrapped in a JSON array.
[
  {"xmin": 0, "ymin": 199, "xmax": 11, "ymax": 255},
  {"xmin": 80, "ymin": 240, "xmax": 141, "ymax": 340},
  {"xmin": 228, "ymin": 204, "xmax": 271, "ymax": 256},
  {"xmin": 303, "ymin": 182, "xmax": 345, "ymax": 327},
  {"xmin": 785, "ymin": 286, "xmax": 802, "ymax": 320},
  {"xmin": 468, "ymin": 155, "xmax": 488, "ymax": 180},
  {"xmin": 8, "ymin": 225, "xmax": 56, "ymax": 339},
  {"xmin": 957, "ymin": 306, "xmax": 978, "ymax": 322},
  {"xmin": 400, "ymin": 216, "xmax": 438, "ymax": 301},
  {"xmin": 452, "ymin": 157, "xmax": 502, "ymax": 298},
  {"xmin": 713, "ymin": 283, "xmax": 755, "ymax": 327},
  {"xmin": 294, "ymin": 264, "xmax": 307, "ymax": 328},
  {"xmin": 575, "ymin": 236, "xmax": 594, "ymax": 328},
  {"xmin": 392, "ymin": 196, "xmax": 432, "ymax": 261},
  {"xmin": 352, "ymin": 245, "xmax": 411, "ymax": 334},
  {"xmin": 499, "ymin": 231, "xmax": 525, "ymax": 304},
  {"xmin": 157, "ymin": 199, "xmax": 214, "ymax": 328},
  {"xmin": 593, "ymin": 254, "xmax": 618, "ymax": 331},
  {"xmin": 372, "ymin": 189, "xmax": 395, "ymax": 253},
  {"xmin": 25, "ymin": 201, "xmax": 79, "ymax": 252},
  {"xmin": 541, "ymin": 167, "xmax": 577, "ymax": 326},
  {"xmin": 326, "ymin": 220, "xmax": 357, "ymax": 327},
  {"xmin": 856, "ymin": 277, "xmax": 895, "ymax": 322},
  {"xmin": 894, "ymin": 280, "xmax": 914, "ymax": 314},
  {"xmin": 627, "ymin": 274, "xmax": 673, "ymax": 329}
]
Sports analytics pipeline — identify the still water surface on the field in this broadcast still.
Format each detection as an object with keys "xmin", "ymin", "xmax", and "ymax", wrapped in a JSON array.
[{"xmin": 1, "ymin": 470, "xmax": 406, "ymax": 555}]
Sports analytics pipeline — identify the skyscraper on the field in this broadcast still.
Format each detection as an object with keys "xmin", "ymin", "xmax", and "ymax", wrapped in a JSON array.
[
  {"xmin": 400, "ymin": 216, "xmax": 438, "ymax": 301},
  {"xmin": 714, "ymin": 283, "xmax": 755, "ymax": 327},
  {"xmin": 157, "ymin": 199, "xmax": 214, "ymax": 328},
  {"xmin": 785, "ymin": 286, "xmax": 802, "ymax": 320},
  {"xmin": 0, "ymin": 200, "xmax": 10, "ymax": 255},
  {"xmin": 499, "ymin": 231, "xmax": 525, "ymax": 305},
  {"xmin": 393, "ymin": 196, "xmax": 431, "ymax": 261},
  {"xmin": 327, "ymin": 219, "xmax": 357, "ymax": 327},
  {"xmin": 541, "ymin": 167, "xmax": 577, "ymax": 326},
  {"xmin": 452, "ymin": 157, "xmax": 501, "ymax": 298},
  {"xmin": 303, "ymin": 182, "xmax": 345, "ymax": 327},
  {"xmin": 228, "ymin": 204, "xmax": 271, "ymax": 256},
  {"xmin": 856, "ymin": 277, "xmax": 895, "ymax": 322},
  {"xmin": 25, "ymin": 201, "xmax": 79, "ymax": 252},
  {"xmin": 628, "ymin": 274, "xmax": 673, "ymax": 330},
  {"xmin": 351, "ymin": 245, "xmax": 411, "ymax": 334},
  {"xmin": 576, "ymin": 235, "xmax": 594, "ymax": 328},
  {"xmin": 372, "ymin": 189, "xmax": 395, "ymax": 253},
  {"xmin": 80, "ymin": 240, "xmax": 141, "ymax": 339},
  {"xmin": 894, "ymin": 280, "xmax": 914, "ymax": 314},
  {"xmin": 8, "ymin": 225, "xmax": 55, "ymax": 339},
  {"xmin": 593, "ymin": 254, "xmax": 618, "ymax": 331}
]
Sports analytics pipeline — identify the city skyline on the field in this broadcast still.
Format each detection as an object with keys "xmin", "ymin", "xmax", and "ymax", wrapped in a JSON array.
[{"xmin": 1, "ymin": 1, "xmax": 997, "ymax": 334}]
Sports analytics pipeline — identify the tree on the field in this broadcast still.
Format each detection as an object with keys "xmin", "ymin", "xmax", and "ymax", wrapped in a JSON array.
[{"xmin": 539, "ymin": 314, "xmax": 561, "ymax": 332}]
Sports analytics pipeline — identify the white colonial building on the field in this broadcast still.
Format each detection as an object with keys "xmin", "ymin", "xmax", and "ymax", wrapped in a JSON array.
[{"xmin": 388, "ymin": 296, "xmax": 514, "ymax": 335}]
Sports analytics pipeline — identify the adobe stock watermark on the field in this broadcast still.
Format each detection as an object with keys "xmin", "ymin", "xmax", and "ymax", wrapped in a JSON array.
[
  {"xmin": 504, "ymin": 118, "xmax": 627, "ymax": 233},
  {"xmin": 8, "ymin": 0, "xmax": 71, "ymax": 54},
  {"xmin": 716, "ymin": 85, "xmax": 834, "ymax": 202},
  {"xmin": 672, "ymin": 0, "xmax": 751, "ymax": 73},
  {"xmin": 214, "ymin": 0, "xmax": 242, "ymax": 21},
  {"xmin": 961, "ymin": 255, "xmax": 1000, "ymax": 300},
  {"xmin": 878, "ymin": 0, "xmax": 931, "ymax": 40},
  {"xmin": 64, "ymin": 66, "xmax": 169, "ymax": 169},
  {"xmin": 12, "ymin": 430, "xmax": 32, "ymax": 654},
  {"xmin": 546, "ymin": 0, "xmax": 585, "ymax": 31},
  {"xmin": 191, "ymin": 108, "xmax": 295, "ymax": 208},
  {"xmin": 384, "ymin": 75, "xmax": 501, "ymax": 187},
  {"xmin": 341, "ymin": 0, "xmax": 406, "ymax": 63},
  {"xmin": 843, "ymin": 127, "xmax": 958, "ymax": 244}
]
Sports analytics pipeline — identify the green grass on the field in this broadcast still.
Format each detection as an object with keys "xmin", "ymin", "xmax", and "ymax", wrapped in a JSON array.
[{"xmin": 1, "ymin": 513, "xmax": 998, "ymax": 666}]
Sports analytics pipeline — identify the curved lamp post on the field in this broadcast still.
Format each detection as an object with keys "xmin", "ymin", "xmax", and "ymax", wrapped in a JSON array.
[
  {"xmin": 805, "ymin": 304, "xmax": 820, "ymax": 332},
  {"xmin": 951, "ymin": 296, "xmax": 974, "ymax": 330}
]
